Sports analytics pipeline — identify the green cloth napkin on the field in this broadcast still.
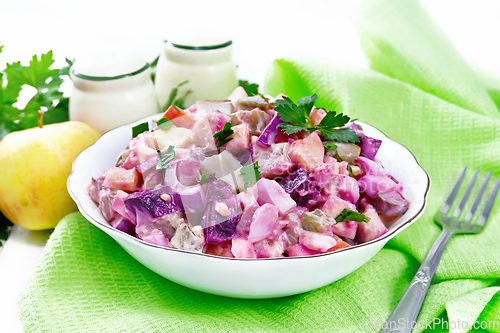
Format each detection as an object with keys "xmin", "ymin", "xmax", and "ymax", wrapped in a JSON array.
[{"xmin": 19, "ymin": 0, "xmax": 500, "ymax": 332}]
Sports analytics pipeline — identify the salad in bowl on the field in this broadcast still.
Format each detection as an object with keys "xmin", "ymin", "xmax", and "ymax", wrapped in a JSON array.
[{"xmin": 87, "ymin": 87, "xmax": 411, "ymax": 259}]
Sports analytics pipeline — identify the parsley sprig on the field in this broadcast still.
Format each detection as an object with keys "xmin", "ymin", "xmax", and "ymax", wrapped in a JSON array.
[
  {"xmin": 213, "ymin": 122, "xmax": 234, "ymax": 148},
  {"xmin": 156, "ymin": 145, "xmax": 176, "ymax": 170},
  {"xmin": 335, "ymin": 209, "xmax": 370, "ymax": 223},
  {"xmin": 240, "ymin": 161, "xmax": 260, "ymax": 190},
  {"xmin": 0, "ymin": 48, "xmax": 72, "ymax": 139},
  {"xmin": 272, "ymin": 94, "xmax": 359, "ymax": 143}
]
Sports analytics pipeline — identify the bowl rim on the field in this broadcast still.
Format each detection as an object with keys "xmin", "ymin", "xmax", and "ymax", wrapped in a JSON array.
[{"xmin": 68, "ymin": 115, "xmax": 431, "ymax": 262}]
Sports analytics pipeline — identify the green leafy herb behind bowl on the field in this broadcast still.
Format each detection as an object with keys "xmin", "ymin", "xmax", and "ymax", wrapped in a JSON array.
[{"xmin": 0, "ymin": 46, "xmax": 72, "ymax": 140}]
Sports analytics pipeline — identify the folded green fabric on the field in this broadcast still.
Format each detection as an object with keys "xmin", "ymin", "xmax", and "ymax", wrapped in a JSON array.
[{"xmin": 18, "ymin": 0, "xmax": 500, "ymax": 332}]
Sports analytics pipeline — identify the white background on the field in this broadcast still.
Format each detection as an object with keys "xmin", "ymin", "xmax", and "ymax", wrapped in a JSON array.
[{"xmin": 1, "ymin": 0, "xmax": 500, "ymax": 331}]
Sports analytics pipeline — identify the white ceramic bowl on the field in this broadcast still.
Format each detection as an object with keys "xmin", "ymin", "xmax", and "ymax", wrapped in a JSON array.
[{"xmin": 68, "ymin": 114, "xmax": 430, "ymax": 299}]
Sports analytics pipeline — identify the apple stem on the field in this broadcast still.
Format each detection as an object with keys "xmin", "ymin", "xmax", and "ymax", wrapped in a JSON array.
[{"xmin": 37, "ymin": 110, "xmax": 44, "ymax": 129}]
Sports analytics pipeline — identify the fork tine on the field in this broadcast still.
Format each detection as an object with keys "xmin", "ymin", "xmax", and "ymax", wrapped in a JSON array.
[
  {"xmin": 476, "ymin": 176, "xmax": 500, "ymax": 226},
  {"xmin": 453, "ymin": 168, "xmax": 479, "ymax": 217},
  {"xmin": 440, "ymin": 166, "xmax": 468, "ymax": 213},
  {"xmin": 464, "ymin": 171, "xmax": 491, "ymax": 221}
]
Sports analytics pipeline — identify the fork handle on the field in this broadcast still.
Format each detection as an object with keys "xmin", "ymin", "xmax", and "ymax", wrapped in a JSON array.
[{"xmin": 380, "ymin": 230, "xmax": 454, "ymax": 333}]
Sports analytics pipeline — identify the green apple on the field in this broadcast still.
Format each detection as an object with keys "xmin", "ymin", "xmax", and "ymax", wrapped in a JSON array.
[{"xmin": 0, "ymin": 121, "xmax": 101, "ymax": 230}]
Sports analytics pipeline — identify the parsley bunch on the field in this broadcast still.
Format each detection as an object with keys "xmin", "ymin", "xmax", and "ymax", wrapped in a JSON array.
[
  {"xmin": 0, "ymin": 47, "xmax": 72, "ymax": 139},
  {"xmin": 272, "ymin": 94, "xmax": 359, "ymax": 143}
]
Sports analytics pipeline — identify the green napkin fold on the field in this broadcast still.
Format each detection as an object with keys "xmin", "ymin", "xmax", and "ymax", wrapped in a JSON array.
[{"xmin": 19, "ymin": 0, "xmax": 500, "ymax": 332}]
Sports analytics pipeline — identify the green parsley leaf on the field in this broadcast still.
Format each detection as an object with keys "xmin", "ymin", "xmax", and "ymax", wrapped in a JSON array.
[
  {"xmin": 0, "ymin": 50, "xmax": 70, "ymax": 139},
  {"xmin": 132, "ymin": 122, "xmax": 149, "ymax": 138},
  {"xmin": 156, "ymin": 145, "xmax": 176, "ymax": 170},
  {"xmin": 273, "ymin": 96, "xmax": 310, "ymax": 125},
  {"xmin": 197, "ymin": 173, "xmax": 215, "ymax": 183},
  {"xmin": 240, "ymin": 161, "xmax": 260, "ymax": 191},
  {"xmin": 238, "ymin": 80, "xmax": 259, "ymax": 96},
  {"xmin": 335, "ymin": 209, "xmax": 370, "ymax": 223},
  {"xmin": 321, "ymin": 127, "xmax": 360, "ymax": 143},
  {"xmin": 157, "ymin": 117, "xmax": 173, "ymax": 130},
  {"xmin": 323, "ymin": 141, "xmax": 337, "ymax": 150},
  {"xmin": 213, "ymin": 122, "xmax": 234, "ymax": 148},
  {"xmin": 164, "ymin": 80, "xmax": 189, "ymax": 110},
  {"xmin": 272, "ymin": 94, "xmax": 359, "ymax": 144}
]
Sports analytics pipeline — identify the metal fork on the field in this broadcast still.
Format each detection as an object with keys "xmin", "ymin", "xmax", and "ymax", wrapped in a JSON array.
[{"xmin": 381, "ymin": 167, "xmax": 500, "ymax": 333}]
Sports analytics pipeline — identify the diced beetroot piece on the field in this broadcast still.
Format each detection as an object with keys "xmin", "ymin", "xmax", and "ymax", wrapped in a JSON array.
[
  {"xmin": 358, "ymin": 175, "xmax": 400, "ymax": 199},
  {"xmin": 253, "ymin": 178, "xmax": 297, "ymax": 214},
  {"xmin": 176, "ymin": 159, "xmax": 202, "ymax": 186},
  {"xmin": 228, "ymin": 86, "xmax": 248, "ymax": 103},
  {"xmin": 125, "ymin": 186, "xmax": 184, "ymax": 224},
  {"xmin": 103, "ymin": 167, "xmax": 142, "ymax": 192},
  {"xmin": 253, "ymin": 233, "xmax": 287, "ymax": 258},
  {"xmin": 112, "ymin": 190, "xmax": 135, "ymax": 223},
  {"xmin": 252, "ymin": 138, "xmax": 295, "ymax": 178},
  {"xmin": 330, "ymin": 221, "xmax": 358, "ymax": 239},
  {"xmin": 256, "ymin": 113, "xmax": 284, "ymax": 147},
  {"xmin": 314, "ymin": 168, "xmax": 360, "ymax": 204},
  {"xmin": 326, "ymin": 234, "xmax": 351, "ymax": 252},
  {"xmin": 206, "ymin": 175, "xmax": 233, "ymax": 200},
  {"xmin": 248, "ymin": 203, "xmax": 280, "ymax": 243},
  {"xmin": 356, "ymin": 206, "xmax": 388, "ymax": 243},
  {"xmin": 288, "ymin": 132, "xmax": 324, "ymax": 172},
  {"xmin": 207, "ymin": 240, "xmax": 236, "ymax": 258},
  {"xmin": 286, "ymin": 243, "xmax": 321, "ymax": 257},
  {"xmin": 279, "ymin": 168, "xmax": 323, "ymax": 209},
  {"xmin": 359, "ymin": 136, "xmax": 382, "ymax": 160},
  {"xmin": 202, "ymin": 196, "xmax": 240, "ymax": 244},
  {"xmin": 356, "ymin": 156, "xmax": 392, "ymax": 178},
  {"xmin": 299, "ymin": 231, "xmax": 337, "ymax": 252},
  {"xmin": 236, "ymin": 202, "xmax": 260, "ymax": 238},
  {"xmin": 141, "ymin": 231, "xmax": 170, "ymax": 247},
  {"xmin": 177, "ymin": 184, "xmax": 206, "ymax": 214},
  {"xmin": 123, "ymin": 132, "xmax": 157, "ymax": 169},
  {"xmin": 374, "ymin": 189, "xmax": 410, "ymax": 216},
  {"xmin": 225, "ymin": 124, "xmax": 250, "ymax": 155},
  {"xmin": 110, "ymin": 216, "xmax": 135, "ymax": 235},
  {"xmin": 322, "ymin": 195, "xmax": 357, "ymax": 219},
  {"xmin": 231, "ymin": 237, "xmax": 256, "ymax": 258},
  {"xmin": 99, "ymin": 188, "xmax": 118, "ymax": 221},
  {"xmin": 310, "ymin": 107, "xmax": 327, "ymax": 126}
]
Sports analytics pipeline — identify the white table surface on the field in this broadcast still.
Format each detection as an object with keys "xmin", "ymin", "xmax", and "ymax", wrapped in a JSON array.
[{"xmin": 1, "ymin": 1, "xmax": 500, "ymax": 332}]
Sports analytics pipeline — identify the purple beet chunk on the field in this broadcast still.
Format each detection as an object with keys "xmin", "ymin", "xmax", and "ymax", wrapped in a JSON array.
[
  {"xmin": 359, "ymin": 136, "xmax": 382, "ymax": 160},
  {"xmin": 257, "ymin": 114, "xmax": 284, "ymax": 147},
  {"xmin": 202, "ymin": 196, "xmax": 241, "ymax": 243},
  {"xmin": 124, "ymin": 186, "xmax": 182, "ymax": 220},
  {"xmin": 206, "ymin": 175, "xmax": 233, "ymax": 200},
  {"xmin": 279, "ymin": 168, "xmax": 323, "ymax": 209},
  {"xmin": 111, "ymin": 216, "xmax": 136, "ymax": 235}
]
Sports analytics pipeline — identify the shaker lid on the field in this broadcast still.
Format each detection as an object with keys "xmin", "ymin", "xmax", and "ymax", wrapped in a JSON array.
[{"xmin": 71, "ymin": 51, "xmax": 149, "ymax": 80}]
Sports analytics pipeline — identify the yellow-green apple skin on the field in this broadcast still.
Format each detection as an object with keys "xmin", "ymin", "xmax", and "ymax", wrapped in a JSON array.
[{"xmin": 0, "ymin": 121, "xmax": 101, "ymax": 230}]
